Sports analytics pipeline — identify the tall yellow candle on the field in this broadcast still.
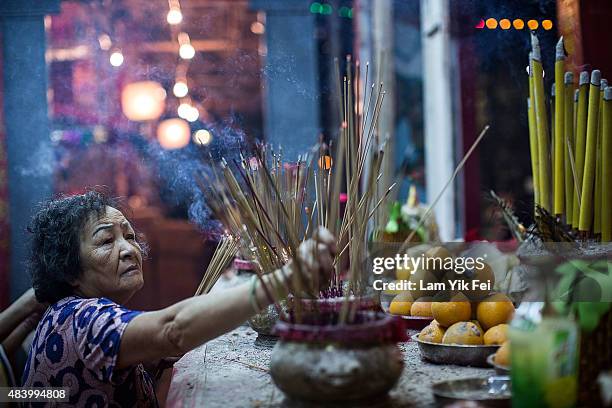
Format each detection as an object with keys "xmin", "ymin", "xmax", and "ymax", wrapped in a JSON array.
[
  {"xmin": 564, "ymin": 72, "xmax": 575, "ymax": 226},
  {"xmin": 528, "ymin": 55, "xmax": 540, "ymax": 208},
  {"xmin": 551, "ymin": 83, "xmax": 556, "ymax": 187},
  {"xmin": 531, "ymin": 33, "xmax": 551, "ymax": 212},
  {"xmin": 527, "ymin": 52, "xmax": 540, "ymax": 209},
  {"xmin": 579, "ymin": 70, "xmax": 601, "ymax": 232},
  {"xmin": 528, "ymin": 97, "xmax": 539, "ymax": 209},
  {"xmin": 554, "ymin": 37, "xmax": 565, "ymax": 216},
  {"xmin": 594, "ymin": 79, "xmax": 607, "ymax": 234},
  {"xmin": 572, "ymin": 72, "xmax": 589, "ymax": 225},
  {"xmin": 602, "ymin": 87, "xmax": 611, "ymax": 242}
]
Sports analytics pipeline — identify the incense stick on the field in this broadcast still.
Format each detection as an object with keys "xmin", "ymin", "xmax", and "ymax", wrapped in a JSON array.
[
  {"xmin": 195, "ymin": 236, "xmax": 239, "ymax": 296},
  {"xmin": 198, "ymin": 57, "xmax": 394, "ymax": 324},
  {"xmin": 399, "ymin": 125, "xmax": 491, "ymax": 252}
]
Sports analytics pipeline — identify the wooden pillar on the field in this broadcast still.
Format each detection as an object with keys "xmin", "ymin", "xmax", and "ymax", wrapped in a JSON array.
[{"xmin": 0, "ymin": 0, "xmax": 59, "ymax": 299}]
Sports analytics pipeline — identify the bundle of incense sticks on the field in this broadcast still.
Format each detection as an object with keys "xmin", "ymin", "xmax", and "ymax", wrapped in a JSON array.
[
  {"xmin": 194, "ymin": 235, "xmax": 239, "ymax": 296},
  {"xmin": 527, "ymin": 33, "xmax": 611, "ymax": 241},
  {"xmin": 199, "ymin": 57, "xmax": 395, "ymax": 323}
]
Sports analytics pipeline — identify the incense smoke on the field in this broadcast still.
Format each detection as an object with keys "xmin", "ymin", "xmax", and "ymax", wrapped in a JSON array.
[
  {"xmin": 145, "ymin": 119, "xmax": 245, "ymax": 231},
  {"xmin": 17, "ymin": 142, "xmax": 57, "ymax": 178}
]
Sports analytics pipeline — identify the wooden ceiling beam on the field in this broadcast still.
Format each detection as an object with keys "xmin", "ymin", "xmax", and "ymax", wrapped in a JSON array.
[{"xmin": 138, "ymin": 39, "xmax": 233, "ymax": 53}]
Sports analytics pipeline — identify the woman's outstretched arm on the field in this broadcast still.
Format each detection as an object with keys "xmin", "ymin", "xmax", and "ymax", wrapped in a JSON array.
[{"xmin": 116, "ymin": 228, "xmax": 335, "ymax": 369}]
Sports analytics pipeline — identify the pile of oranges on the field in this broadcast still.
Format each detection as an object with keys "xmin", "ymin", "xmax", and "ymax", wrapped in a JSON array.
[
  {"xmin": 386, "ymin": 245, "xmax": 515, "ymax": 351},
  {"xmin": 413, "ymin": 292, "xmax": 515, "ymax": 346}
]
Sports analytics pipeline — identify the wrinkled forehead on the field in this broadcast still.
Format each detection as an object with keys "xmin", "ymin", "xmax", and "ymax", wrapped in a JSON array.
[{"xmin": 82, "ymin": 206, "xmax": 131, "ymax": 234}]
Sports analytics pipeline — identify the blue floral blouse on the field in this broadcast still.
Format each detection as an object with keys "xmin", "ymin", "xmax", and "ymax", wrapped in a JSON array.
[{"xmin": 22, "ymin": 297, "xmax": 157, "ymax": 407}]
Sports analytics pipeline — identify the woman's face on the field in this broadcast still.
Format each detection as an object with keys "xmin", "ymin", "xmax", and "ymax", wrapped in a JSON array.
[{"xmin": 75, "ymin": 206, "xmax": 144, "ymax": 304}]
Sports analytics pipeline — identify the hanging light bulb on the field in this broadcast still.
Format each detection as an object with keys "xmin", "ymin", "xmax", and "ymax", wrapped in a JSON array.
[
  {"xmin": 121, "ymin": 81, "xmax": 167, "ymax": 121},
  {"xmin": 109, "ymin": 50, "xmax": 124, "ymax": 67},
  {"xmin": 177, "ymin": 102, "xmax": 192, "ymax": 119},
  {"xmin": 167, "ymin": 8, "xmax": 183, "ymax": 25},
  {"xmin": 179, "ymin": 43, "xmax": 195, "ymax": 60},
  {"xmin": 250, "ymin": 21, "xmax": 265, "ymax": 34},
  {"xmin": 184, "ymin": 105, "xmax": 199, "ymax": 122},
  {"xmin": 157, "ymin": 118, "xmax": 190, "ymax": 149},
  {"xmin": 173, "ymin": 81, "xmax": 189, "ymax": 98},
  {"xmin": 193, "ymin": 129, "xmax": 212, "ymax": 145}
]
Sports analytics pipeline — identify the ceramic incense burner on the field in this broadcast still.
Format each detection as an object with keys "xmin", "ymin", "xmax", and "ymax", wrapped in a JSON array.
[{"xmin": 270, "ymin": 311, "xmax": 406, "ymax": 402}]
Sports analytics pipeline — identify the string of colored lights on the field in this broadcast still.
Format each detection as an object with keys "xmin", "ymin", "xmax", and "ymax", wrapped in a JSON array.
[
  {"xmin": 309, "ymin": 2, "xmax": 353, "ymax": 18},
  {"xmin": 164, "ymin": 0, "xmax": 201, "ymax": 126},
  {"xmin": 475, "ymin": 18, "xmax": 553, "ymax": 30},
  {"xmin": 164, "ymin": 0, "xmax": 219, "ymax": 148}
]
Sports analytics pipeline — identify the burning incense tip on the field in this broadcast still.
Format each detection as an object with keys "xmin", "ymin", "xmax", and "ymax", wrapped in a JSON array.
[
  {"xmin": 530, "ymin": 32, "xmax": 541, "ymax": 60},
  {"xmin": 555, "ymin": 36, "xmax": 565, "ymax": 60},
  {"xmin": 601, "ymin": 79, "xmax": 608, "ymax": 89},
  {"xmin": 605, "ymin": 86, "xmax": 612, "ymax": 100},
  {"xmin": 579, "ymin": 71, "xmax": 589, "ymax": 85},
  {"xmin": 575, "ymin": 89, "xmax": 579, "ymax": 101},
  {"xmin": 591, "ymin": 70, "xmax": 601, "ymax": 85},
  {"xmin": 564, "ymin": 71, "xmax": 574, "ymax": 84}
]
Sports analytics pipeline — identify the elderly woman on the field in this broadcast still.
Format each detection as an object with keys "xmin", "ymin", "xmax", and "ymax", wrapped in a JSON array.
[{"xmin": 22, "ymin": 191, "xmax": 335, "ymax": 406}]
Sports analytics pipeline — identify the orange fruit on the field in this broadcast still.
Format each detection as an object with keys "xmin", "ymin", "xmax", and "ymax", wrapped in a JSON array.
[
  {"xmin": 470, "ymin": 320, "xmax": 484, "ymax": 333},
  {"xmin": 396, "ymin": 265, "xmax": 412, "ymax": 280},
  {"xmin": 389, "ymin": 292, "xmax": 413, "ymax": 315},
  {"xmin": 476, "ymin": 293, "xmax": 515, "ymax": 330},
  {"xmin": 407, "ymin": 268, "xmax": 440, "ymax": 299},
  {"xmin": 410, "ymin": 297, "xmax": 433, "ymax": 317},
  {"xmin": 442, "ymin": 321, "xmax": 484, "ymax": 345},
  {"xmin": 424, "ymin": 246, "xmax": 453, "ymax": 279},
  {"xmin": 419, "ymin": 321, "xmax": 445, "ymax": 343},
  {"xmin": 431, "ymin": 293, "xmax": 471, "ymax": 327},
  {"xmin": 467, "ymin": 262, "xmax": 496, "ymax": 300},
  {"xmin": 483, "ymin": 324, "xmax": 508, "ymax": 345},
  {"xmin": 495, "ymin": 341, "xmax": 510, "ymax": 366}
]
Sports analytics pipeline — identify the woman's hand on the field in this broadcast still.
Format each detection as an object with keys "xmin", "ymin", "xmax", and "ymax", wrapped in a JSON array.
[
  {"xmin": 287, "ymin": 227, "xmax": 337, "ymax": 295},
  {"xmin": 0, "ymin": 288, "xmax": 47, "ymax": 344},
  {"xmin": 22, "ymin": 288, "xmax": 48, "ymax": 315},
  {"xmin": 297, "ymin": 227, "xmax": 337, "ymax": 279}
]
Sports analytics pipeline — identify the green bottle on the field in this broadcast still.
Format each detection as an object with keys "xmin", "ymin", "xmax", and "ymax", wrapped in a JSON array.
[{"xmin": 509, "ymin": 302, "xmax": 579, "ymax": 408}]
